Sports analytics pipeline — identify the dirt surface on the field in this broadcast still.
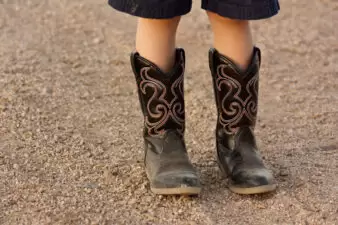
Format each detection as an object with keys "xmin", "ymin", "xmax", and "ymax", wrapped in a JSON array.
[{"xmin": 0, "ymin": 0, "xmax": 337, "ymax": 224}]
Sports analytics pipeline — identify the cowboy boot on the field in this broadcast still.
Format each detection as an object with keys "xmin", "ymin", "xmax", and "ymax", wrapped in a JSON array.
[
  {"xmin": 130, "ymin": 48, "xmax": 201, "ymax": 195},
  {"xmin": 209, "ymin": 47, "xmax": 276, "ymax": 194}
]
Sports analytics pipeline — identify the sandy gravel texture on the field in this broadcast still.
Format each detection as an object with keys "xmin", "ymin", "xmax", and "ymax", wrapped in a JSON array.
[{"xmin": 0, "ymin": 0, "xmax": 337, "ymax": 224}]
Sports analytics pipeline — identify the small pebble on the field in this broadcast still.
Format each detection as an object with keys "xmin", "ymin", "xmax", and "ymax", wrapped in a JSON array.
[
  {"xmin": 279, "ymin": 168, "xmax": 288, "ymax": 176},
  {"xmin": 93, "ymin": 37, "xmax": 103, "ymax": 44}
]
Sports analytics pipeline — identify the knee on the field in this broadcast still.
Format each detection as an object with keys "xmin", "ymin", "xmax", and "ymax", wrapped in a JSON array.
[{"xmin": 207, "ymin": 11, "xmax": 249, "ymax": 26}]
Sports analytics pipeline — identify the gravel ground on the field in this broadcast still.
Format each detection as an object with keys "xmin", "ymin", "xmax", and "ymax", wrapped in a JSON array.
[{"xmin": 0, "ymin": 0, "xmax": 337, "ymax": 224}]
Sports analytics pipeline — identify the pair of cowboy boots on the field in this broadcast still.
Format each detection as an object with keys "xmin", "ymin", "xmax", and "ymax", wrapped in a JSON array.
[{"xmin": 130, "ymin": 47, "xmax": 276, "ymax": 195}]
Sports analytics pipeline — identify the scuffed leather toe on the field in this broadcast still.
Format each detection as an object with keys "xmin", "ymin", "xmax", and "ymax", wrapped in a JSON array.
[
  {"xmin": 231, "ymin": 168, "xmax": 274, "ymax": 188},
  {"xmin": 152, "ymin": 170, "xmax": 201, "ymax": 189}
]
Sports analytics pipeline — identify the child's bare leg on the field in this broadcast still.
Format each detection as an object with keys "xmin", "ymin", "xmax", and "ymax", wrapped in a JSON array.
[
  {"xmin": 207, "ymin": 11, "xmax": 253, "ymax": 70},
  {"xmin": 131, "ymin": 16, "xmax": 201, "ymax": 196},
  {"xmin": 207, "ymin": 11, "xmax": 277, "ymax": 194},
  {"xmin": 136, "ymin": 17, "xmax": 180, "ymax": 72}
]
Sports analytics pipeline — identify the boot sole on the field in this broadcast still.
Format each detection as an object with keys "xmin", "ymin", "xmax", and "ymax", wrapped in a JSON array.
[
  {"xmin": 217, "ymin": 157, "xmax": 276, "ymax": 195},
  {"xmin": 229, "ymin": 184, "xmax": 276, "ymax": 195},
  {"xmin": 145, "ymin": 170, "xmax": 201, "ymax": 196},
  {"xmin": 151, "ymin": 186, "xmax": 201, "ymax": 196}
]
